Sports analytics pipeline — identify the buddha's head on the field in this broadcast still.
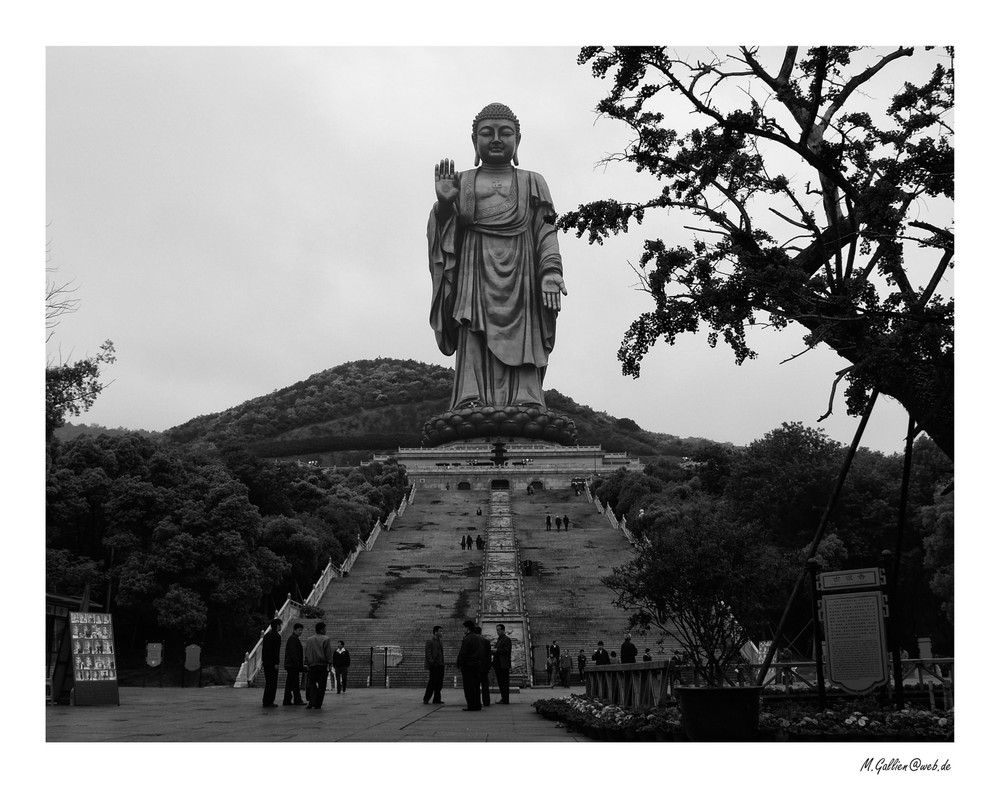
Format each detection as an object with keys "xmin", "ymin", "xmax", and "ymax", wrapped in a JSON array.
[{"xmin": 472, "ymin": 102, "xmax": 520, "ymax": 167}]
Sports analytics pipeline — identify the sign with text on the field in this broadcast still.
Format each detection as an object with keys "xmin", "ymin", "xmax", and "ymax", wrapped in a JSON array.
[
  {"xmin": 821, "ymin": 590, "xmax": 888, "ymax": 693},
  {"xmin": 69, "ymin": 612, "xmax": 120, "ymax": 706},
  {"xmin": 818, "ymin": 568, "xmax": 884, "ymax": 592},
  {"xmin": 146, "ymin": 642, "xmax": 163, "ymax": 667}
]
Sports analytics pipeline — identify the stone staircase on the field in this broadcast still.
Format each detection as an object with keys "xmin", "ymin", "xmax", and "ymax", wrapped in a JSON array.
[
  {"xmin": 253, "ymin": 486, "xmax": 678, "ymax": 689},
  {"xmin": 250, "ymin": 490, "xmax": 490, "ymax": 690},
  {"xmin": 514, "ymin": 488, "xmax": 681, "ymax": 684}
]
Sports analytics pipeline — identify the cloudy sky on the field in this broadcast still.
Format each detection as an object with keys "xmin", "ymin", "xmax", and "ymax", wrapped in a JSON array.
[{"xmin": 44, "ymin": 43, "xmax": 953, "ymax": 454}]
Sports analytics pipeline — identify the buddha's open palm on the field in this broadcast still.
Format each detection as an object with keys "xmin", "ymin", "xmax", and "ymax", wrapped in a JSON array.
[{"xmin": 434, "ymin": 159, "xmax": 460, "ymax": 205}]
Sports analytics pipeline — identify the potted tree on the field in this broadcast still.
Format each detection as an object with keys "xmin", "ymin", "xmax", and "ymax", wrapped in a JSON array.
[{"xmin": 603, "ymin": 498, "xmax": 789, "ymax": 740}]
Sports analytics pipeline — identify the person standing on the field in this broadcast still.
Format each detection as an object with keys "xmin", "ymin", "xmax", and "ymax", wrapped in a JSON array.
[
  {"xmin": 423, "ymin": 625, "xmax": 445, "ymax": 704},
  {"xmin": 545, "ymin": 515, "xmax": 551, "ymax": 531},
  {"xmin": 563, "ymin": 514, "xmax": 571, "ymax": 529},
  {"xmin": 592, "ymin": 641, "xmax": 611, "ymax": 665},
  {"xmin": 456, "ymin": 620, "xmax": 482, "ymax": 711},
  {"xmin": 282, "ymin": 622, "xmax": 305, "ymax": 706},
  {"xmin": 550, "ymin": 640, "xmax": 560, "ymax": 663},
  {"xmin": 559, "ymin": 650, "xmax": 573, "ymax": 687},
  {"xmin": 461, "ymin": 535, "xmax": 468, "ymax": 550},
  {"xmin": 304, "ymin": 621, "xmax": 333, "ymax": 709},
  {"xmin": 493, "ymin": 624, "xmax": 512, "ymax": 703},
  {"xmin": 620, "ymin": 633, "xmax": 638, "ymax": 664},
  {"xmin": 555, "ymin": 516, "xmax": 562, "ymax": 531},
  {"xmin": 577, "ymin": 649, "xmax": 587, "ymax": 682},
  {"xmin": 475, "ymin": 626, "xmax": 492, "ymax": 707},
  {"xmin": 261, "ymin": 618, "xmax": 282, "ymax": 708},
  {"xmin": 332, "ymin": 640, "xmax": 350, "ymax": 694}
]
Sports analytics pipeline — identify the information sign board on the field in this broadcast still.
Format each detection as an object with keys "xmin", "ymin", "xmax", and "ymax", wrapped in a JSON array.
[
  {"xmin": 146, "ymin": 642, "xmax": 163, "ymax": 667},
  {"xmin": 821, "ymin": 590, "xmax": 888, "ymax": 693},
  {"xmin": 69, "ymin": 611, "xmax": 120, "ymax": 705}
]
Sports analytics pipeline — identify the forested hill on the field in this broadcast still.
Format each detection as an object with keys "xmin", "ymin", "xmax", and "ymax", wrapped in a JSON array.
[{"xmin": 148, "ymin": 358, "xmax": 720, "ymax": 461}]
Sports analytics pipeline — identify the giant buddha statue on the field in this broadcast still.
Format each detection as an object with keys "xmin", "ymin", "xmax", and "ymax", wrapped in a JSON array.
[{"xmin": 423, "ymin": 103, "xmax": 577, "ymax": 447}]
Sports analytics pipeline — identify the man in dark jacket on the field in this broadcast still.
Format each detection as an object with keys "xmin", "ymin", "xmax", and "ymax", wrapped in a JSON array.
[
  {"xmin": 493, "ymin": 624, "xmax": 513, "ymax": 703},
  {"xmin": 456, "ymin": 620, "xmax": 482, "ymax": 711},
  {"xmin": 282, "ymin": 622, "xmax": 305, "ymax": 705},
  {"xmin": 475, "ymin": 626, "xmax": 492, "ymax": 707},
  {"xmin": 261, "ymin": 618, "xmax": 282, "ymax": 707},
  {"xmin": 620, "ymin": 633, "xmax": 638, "ymax": 664},
  {"xmin": 332, "ymin": 641, "xmax": 350, "ymax": 693},
  {"xmin": 592, "ymin": 640, "xmax": 611, "ymax": 665},
  {"xmin": 423, "ymin": 625, "xmax": 445, "ymax": 704}
]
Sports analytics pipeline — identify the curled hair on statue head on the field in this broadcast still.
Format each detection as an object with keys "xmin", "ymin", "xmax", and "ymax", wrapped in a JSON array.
[
  {"xmin": 472, "ymin": 102, "xmax": 520, "ymax": 136},
  {"xmin": 472, "ymin": 102, "xmax": 521, "ymax": 167}
]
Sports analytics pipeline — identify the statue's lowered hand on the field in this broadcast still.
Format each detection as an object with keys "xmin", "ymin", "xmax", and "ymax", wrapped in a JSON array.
[{"xmin": 541, "ymin": 273, "xmax": 568, "ymax": 312}]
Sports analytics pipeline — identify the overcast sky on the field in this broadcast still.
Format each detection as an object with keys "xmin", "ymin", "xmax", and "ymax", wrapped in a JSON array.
[{"xmin": 44, "ymin": 44, "xmax": 953, "ymax": 454}]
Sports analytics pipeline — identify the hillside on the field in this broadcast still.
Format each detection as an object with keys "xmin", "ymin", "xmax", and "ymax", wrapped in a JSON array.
[{"xmin": 63, "ymin": 358, "xmax": 720, "ymax": 461}]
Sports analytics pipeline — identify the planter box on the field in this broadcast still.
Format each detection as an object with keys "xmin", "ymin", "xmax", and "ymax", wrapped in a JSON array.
[{"xmin": 677, "ymin": 686, "xmax": 763, "ymax": 742}]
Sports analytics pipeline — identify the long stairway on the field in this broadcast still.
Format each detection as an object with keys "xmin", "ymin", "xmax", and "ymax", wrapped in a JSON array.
[
  {"xmin": 515, "ymin": 488, "xmax": 681, "ymax": 684},
  {"xmin": 259, "ymin": 486, "xmax": 678, "ymax": 690},
  {"xmin": 281, "ymin": 489, "xmax": 491, "ymax": 690}
]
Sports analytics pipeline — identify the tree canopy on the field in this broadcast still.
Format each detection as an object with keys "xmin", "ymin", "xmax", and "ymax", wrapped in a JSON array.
[
  {"xmin": 46, "ymin": 431, "xmax": 411, "ymax": 660},
  {"xmin": 560, "ymin": 46, "xmax": 953, "ymax": 458},
  {"xmin": 46, "ymin": 272, "xmax": 116, "ymax": 441},
  {"xmin": 604, "ymin": 499, "xmax": 789, "ymax": 685},
  {"xmin": 593, "ymin": 422, "xmax": 953, "ymax": 657}
]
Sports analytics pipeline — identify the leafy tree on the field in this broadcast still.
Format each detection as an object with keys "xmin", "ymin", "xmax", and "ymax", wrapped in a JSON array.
[
  {"xmin": 46, "ymin": 548, "xmax": 103, "ymax": 595},
  {"xmin": 689, "ymin": 443, "xmax": 736, "ymax": 496},
  {"xmin": 604, "ymin": 498, "xmax": 789, "ymax": 685},
  {"xmin": 723, "ymin": 422, "xmax": 846, "ymax": 548},
  {"xmin": 46, "ymin": 272, "xmax": 116, "ymax": 440},
  {"xmin": 154, "ymin": 585, "xmax": 208, "ymax": 643},
  {"xmin": 642, "ymin": 457, "xmax": 689, "ymax": 484},
  {"xmin": 560, "ymin": 47, "xmax": 954, "ymax": 459},
  {"xmin": 917, "ymin": 487, "xmax": 954, "ymax": 625}
]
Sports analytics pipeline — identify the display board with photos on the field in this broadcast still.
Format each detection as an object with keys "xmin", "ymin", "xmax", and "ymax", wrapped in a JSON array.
[{"xmin": 69, "ymin": 611, "xmax": 120, "ymax": 705}]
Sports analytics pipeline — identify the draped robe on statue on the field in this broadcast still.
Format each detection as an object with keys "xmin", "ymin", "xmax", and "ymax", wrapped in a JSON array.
[{"xmin": 428, "ymin": 168, "xmax": 563, "ymax": 410}]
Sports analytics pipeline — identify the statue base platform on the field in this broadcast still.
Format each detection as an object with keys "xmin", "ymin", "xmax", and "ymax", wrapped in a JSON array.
[{"xmin": 421, "ymin": 404, "xmax": 577, "ymax": 447}]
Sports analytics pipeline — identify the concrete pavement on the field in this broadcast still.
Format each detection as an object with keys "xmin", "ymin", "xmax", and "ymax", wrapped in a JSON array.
[{"xmin": 46, "ymin": 684, "xmax": 589, "ymax": 743}]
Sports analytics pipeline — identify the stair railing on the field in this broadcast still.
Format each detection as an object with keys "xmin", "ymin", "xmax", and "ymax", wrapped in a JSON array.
[
  {"xmin": 235, "ymin": 486, "xmax": 415, "ymax": 688},
  {"xmin": 306, "ymin": 557, "xmax": 338, "ymax": 606},
  {"xmin": 233, "ymin": 594, "xmax": 303, "ymax": 688}
]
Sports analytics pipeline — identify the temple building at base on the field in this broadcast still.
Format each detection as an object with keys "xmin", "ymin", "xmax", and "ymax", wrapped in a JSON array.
[{"xmin": 372, "ymin": 439, "xmax": 641, "ymax": 491}]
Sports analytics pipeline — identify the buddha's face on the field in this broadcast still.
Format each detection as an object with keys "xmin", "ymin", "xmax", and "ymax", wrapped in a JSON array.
[{"xmin": 473, "ymin": 117, "xmax": 519, "ymax": 166}]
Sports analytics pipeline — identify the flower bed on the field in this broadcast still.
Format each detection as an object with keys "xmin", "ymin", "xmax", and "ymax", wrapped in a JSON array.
[
  {"xmin": 533, "ymin": 695, "xmax": 953, "ymax": 742},
  {"xmin": 761, "ymin": 701, "xmax": 954, "ymax": 741},
  {"xmin": 533, "ymin": 695, "xmax": 685, "ymax": 741}
]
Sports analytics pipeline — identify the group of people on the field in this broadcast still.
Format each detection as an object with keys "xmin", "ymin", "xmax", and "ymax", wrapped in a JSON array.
[
  {"xmin": 543, "ymin": 640, "xmax": 576, "ymax": 687},
  {"xmin": 460, "ymin": 534, "xmax": 484, "ymax": 550},
  {"xmin": 544, "ymin": 514, "xmax": 571, "ymax": 531},
  {"xmin": 260, "ymin": 619, "xmax": 351, "ymax": 710},
  {"xmin": 430, "ymin": 620, "xmax": 513, "ymax": 711},
  {"xmin": 590, "ymin": 634, "xmax": 654, "ymax": 667},
  {"xmin": 263, "ymin": 620, "xmax": 660, "ymax": 712}
]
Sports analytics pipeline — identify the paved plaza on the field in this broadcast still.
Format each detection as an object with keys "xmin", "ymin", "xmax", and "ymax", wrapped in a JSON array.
[{"xmin": 46, "ymin": 684, "xmax": 586, "ymax": 743}]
